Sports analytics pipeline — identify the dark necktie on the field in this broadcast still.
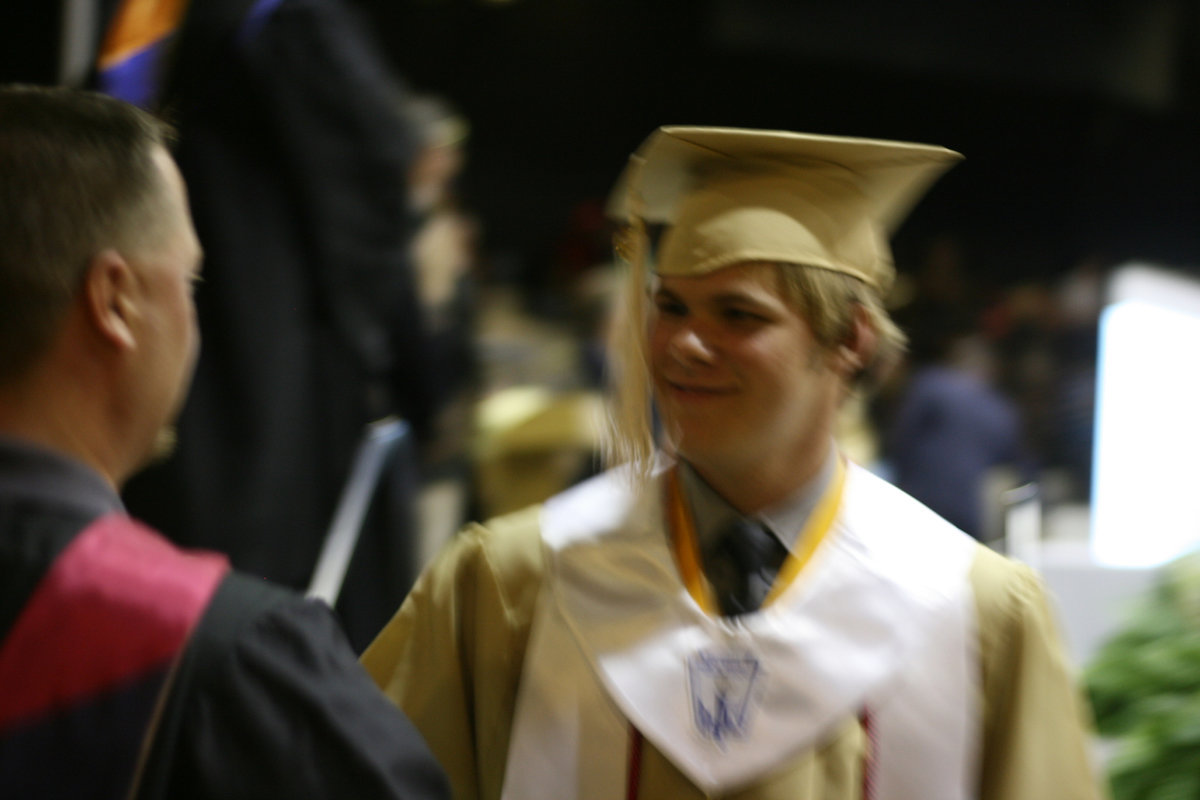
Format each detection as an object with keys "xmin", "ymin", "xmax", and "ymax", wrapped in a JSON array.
[{"xmin": 701, "ymin": 517, "xmax": 789, "ymax": 616}]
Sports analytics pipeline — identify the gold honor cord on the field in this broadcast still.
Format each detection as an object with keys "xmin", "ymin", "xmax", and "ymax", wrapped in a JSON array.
[
  {"xmin": 666, "ymin": 458, "xmax": 848, "ymax": 615},
  {"xmin": 763, "ymin": 458, "xmax": 846, "ymax": 606},
  {"xmin": 666, "ymin": 468, "xmax": 716, "ymax": 613}
]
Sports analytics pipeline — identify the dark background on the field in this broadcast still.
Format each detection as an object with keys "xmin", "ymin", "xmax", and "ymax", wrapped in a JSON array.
[
  {"xmin": 5, "ymin": 0, "xmax": 1200, "ymax": 289},
  {"xmin": 352, "ymin": 0, "xmax": 1200, "ymax": 290}
]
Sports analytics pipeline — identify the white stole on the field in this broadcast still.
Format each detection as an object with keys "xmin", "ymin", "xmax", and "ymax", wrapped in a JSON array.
[{"xmin": 502, "ymin": 462, "xmax": 980, "ymax": 799}]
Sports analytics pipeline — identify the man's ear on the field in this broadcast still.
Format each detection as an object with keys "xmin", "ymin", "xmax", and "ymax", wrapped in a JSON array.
[
  {"xmin": 82, "ymin": 249, "xmax": 138, "ymax": 350},
  {"xmin": 835, "ymin": 304, "xmax": 876, "ymax": 380}
]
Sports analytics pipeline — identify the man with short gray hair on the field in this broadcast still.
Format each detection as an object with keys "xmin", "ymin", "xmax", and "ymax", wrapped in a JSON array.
[{"xmin": 0, "ymin": 84, "xmax": 449, "ymax": 800}]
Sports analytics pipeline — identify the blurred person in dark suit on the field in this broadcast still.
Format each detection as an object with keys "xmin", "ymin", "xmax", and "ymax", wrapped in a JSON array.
[
  {"xmin": 96, "ymin": 0, "xmax": 442, "ymax": 649},
  {"xmin": 886, "ymin": 329, "xmax": 1025, "ymax": 540}
]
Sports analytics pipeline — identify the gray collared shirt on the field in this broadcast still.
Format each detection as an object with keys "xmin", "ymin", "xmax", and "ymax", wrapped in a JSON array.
[{"xmin": 679, "ymin": 442, "xmax": 838, "ymax": 557}]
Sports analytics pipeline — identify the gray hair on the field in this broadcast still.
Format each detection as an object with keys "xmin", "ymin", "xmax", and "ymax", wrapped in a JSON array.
[{"xmin": 0, "ymin": 84, "xmax": 173, "ymax": 385}]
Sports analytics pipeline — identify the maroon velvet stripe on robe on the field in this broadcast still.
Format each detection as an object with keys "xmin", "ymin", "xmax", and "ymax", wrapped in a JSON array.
[{"xmin": 0, "ymin": 515, "xmax": 228, "ymax": 798}]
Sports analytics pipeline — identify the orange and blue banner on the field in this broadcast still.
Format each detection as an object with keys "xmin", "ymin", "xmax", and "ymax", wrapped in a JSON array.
[{"xmin": 96, "ymin": 0, "xmax": 190, "ymax": 107}]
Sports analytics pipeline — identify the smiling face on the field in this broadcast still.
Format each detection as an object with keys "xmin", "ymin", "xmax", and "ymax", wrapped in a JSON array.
[{"xmin": 648, "ymin": 261, "xmax": 844, "ymax": 488}]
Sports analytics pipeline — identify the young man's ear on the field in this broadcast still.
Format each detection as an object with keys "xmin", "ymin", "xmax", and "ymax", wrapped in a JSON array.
[
  {"xmin": 82, "ymin": 249, "xmax": 138, "ymax": 350},
  {"xmin": 835, "ymin": 304, "xmax": 876, "ymax": 380}
]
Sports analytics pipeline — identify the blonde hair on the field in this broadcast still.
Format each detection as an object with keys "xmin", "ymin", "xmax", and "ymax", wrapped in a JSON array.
[
  {"xmin": 600, "ymin": 239, "xmax": 905, "ymax": 478},
  {"xmin": 775, "ymin": 264, "xmax": 906, "ymax": 386},
  {"xmin": 600, "ymin": 220, "xmax": 657, "ymax": 476}
]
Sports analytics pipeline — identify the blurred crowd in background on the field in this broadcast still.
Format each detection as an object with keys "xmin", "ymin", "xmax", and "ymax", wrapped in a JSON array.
[{"xmin": 0, "ymin": 0, "xmax": 1142, "ymax": 639}]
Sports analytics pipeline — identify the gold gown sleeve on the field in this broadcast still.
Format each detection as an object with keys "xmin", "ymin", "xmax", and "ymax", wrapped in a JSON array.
[
  {"xmin": 361, "ymin": 506, "xmax": 546, "ymax": 800},
  {"xmin": 970, "ymin": 546, "xmax": 1109, "ymax": 800}
]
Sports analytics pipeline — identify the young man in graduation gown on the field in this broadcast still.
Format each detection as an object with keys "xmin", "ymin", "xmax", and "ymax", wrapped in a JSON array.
[
  {"xmin": 362, "ymin": 126, "xmax": 1105, "ymax": 799},
  {"xmin": 0, "ymin": 85, "xmax": 449, "ymax": 800}
]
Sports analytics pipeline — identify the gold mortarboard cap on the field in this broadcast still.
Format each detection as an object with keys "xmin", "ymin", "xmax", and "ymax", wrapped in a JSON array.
[{"xmin": 614, "ymin": 126, "xmax": 963, "ymax": 292}]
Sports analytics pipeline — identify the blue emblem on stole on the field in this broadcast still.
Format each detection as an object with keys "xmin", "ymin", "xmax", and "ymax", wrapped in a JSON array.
[{"xmin": 687, "ymin": 651, "xmax": 762, "ymax": 747}]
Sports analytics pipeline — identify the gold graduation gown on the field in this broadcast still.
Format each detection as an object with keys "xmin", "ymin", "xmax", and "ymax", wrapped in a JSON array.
[{"xmin": 363, "ymin": 463, "xmax": 1104, "ymax": 800}]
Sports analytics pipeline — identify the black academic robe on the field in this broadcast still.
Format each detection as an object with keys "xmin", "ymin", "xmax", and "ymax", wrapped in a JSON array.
[{"xmin": 0, "ymin": 437, "xmax": 449, "ymax": 800}]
